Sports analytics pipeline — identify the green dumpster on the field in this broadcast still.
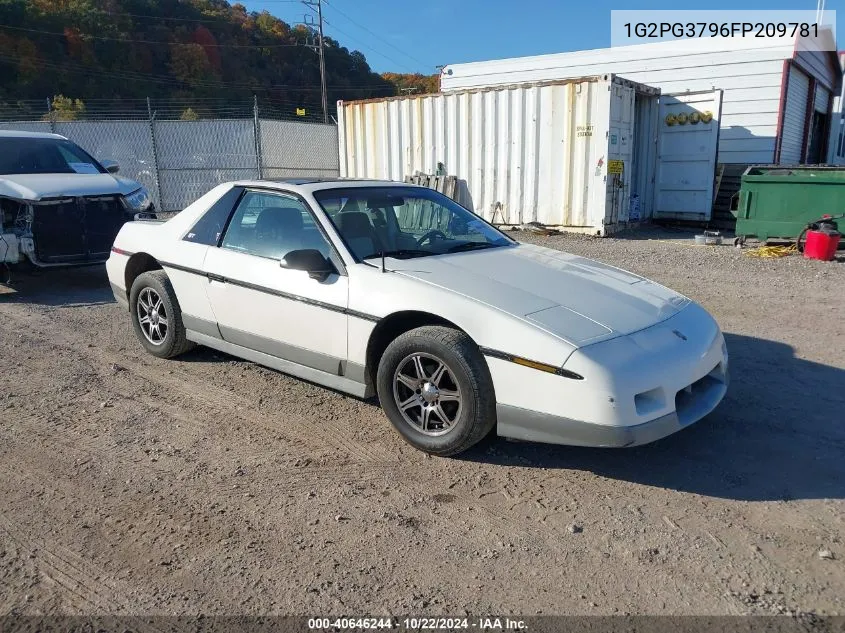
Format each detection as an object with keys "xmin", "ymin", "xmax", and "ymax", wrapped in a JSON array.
[{"xmin": 733, "ymin": 165, "xmax": 845, "ymax": 244}]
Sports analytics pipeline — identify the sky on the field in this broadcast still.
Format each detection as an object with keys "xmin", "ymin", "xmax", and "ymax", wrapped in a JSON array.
[{"xmin": 242, "ymin": 0, "xmax": 842, "ymax": 75}]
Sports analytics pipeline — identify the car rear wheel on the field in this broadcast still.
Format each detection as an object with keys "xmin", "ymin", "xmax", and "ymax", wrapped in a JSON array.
[
  {"xmin": 129, "ymin": 270, "xmax": 194, "ymax": 359},
  {"xmin": 376, "ymin": 325, "xmax": 496, "ymax": 456}
]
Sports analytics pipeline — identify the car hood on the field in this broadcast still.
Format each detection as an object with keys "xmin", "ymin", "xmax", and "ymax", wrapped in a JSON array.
[
  {"xmin": 0, "ymin": 173, "xmax": 141, "ymax": 201},
  {"xmin": 390, "ymin": 243, "xmax": 690, "ymax": 346}
]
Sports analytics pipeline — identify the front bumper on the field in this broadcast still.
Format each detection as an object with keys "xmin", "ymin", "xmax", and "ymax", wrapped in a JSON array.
[
  {"xmin": 1, "ymin": 196, "xmax": 151, "ymax": 267},
  {"xmin": 490, "ymin": 302, "xmax": 729, "ymax": 447},
  {"xmin": 497, "ymin": 368, "xmax": 728, "ymax": 447}
]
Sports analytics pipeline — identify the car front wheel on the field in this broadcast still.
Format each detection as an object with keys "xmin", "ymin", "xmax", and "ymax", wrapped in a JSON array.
[
  {"xmin": 376, "ymin": 325, "xmax": 496, "ymax": 456},
  {"xmin": 129, "ymin": 270, "xmax": 194, "ymax": 359}
]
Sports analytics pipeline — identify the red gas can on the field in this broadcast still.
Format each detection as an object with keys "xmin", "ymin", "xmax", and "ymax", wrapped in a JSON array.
[{"xmin": 803, "ymin": 227, "xmax": 841, "ymax": 261}]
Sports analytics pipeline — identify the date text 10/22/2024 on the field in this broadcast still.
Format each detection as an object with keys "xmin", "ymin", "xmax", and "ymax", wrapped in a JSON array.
[{"xmin": 307, "ymin": 617, "xmax": 528, "ymax": 630}]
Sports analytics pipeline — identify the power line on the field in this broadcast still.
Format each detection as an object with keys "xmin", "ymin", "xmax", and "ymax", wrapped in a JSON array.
[
  {"xmin": 98, "ymin": 8, "xmax": 298, "ymax": 25},
  {"xmin": 69, "ymin": 96, "xmax": 323, "ymax": 105},
  {"xmin": 0, "ymin": 23, "xmax": 303, "ymax": 48},
  {"xmin": 319, "ymin": 17, "xmax": 417, "ymax": 73},
  {"xmin": 322, "ymin": 0, "xmax": 430, "ymax": 69},
  {"xmin": 0, "ymin": 51, "xmax": 392, "ymax": 93},
  {"xmin": 0, "ymin": 17, "xmax": 418, "ymax": 77},
  {"xmin": 300, "ymin": 0, "xmax": 329, "ymax": 123},
  {"xmin": 295, "ymin": 0, "xmax": 417, "ymax": 73}
]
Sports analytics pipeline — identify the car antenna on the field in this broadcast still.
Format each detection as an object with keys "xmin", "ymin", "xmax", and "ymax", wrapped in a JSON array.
[{"xmin": 381, "ymin": 248, "xmax": 386, "ymax": 273}]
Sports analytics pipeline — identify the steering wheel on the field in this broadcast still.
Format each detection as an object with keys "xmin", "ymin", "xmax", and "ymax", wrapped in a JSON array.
[{"xmin": 416, "ymin": 229, "xmax": 448, "ymax": 247}]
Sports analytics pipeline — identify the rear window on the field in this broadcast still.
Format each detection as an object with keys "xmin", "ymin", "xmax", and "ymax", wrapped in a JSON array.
[
  {"xmin": 183, "ymin": 186, "xmax": 244, "ymax": 246},
  {"xmin": 0, "ymin": 137, "xmax": 106, "ymax": 175}
]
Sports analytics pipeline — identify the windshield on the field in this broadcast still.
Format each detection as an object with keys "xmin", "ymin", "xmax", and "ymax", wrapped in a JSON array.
[
  {"xmin": 0, "ymin": 137, "xmax": 106, "ymax": 175},
  {"xmin": 313, "ymin": 186, "xmax": 514, "ymax": 260}
]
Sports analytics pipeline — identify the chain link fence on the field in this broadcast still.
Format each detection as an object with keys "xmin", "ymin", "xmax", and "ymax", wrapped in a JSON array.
[
  {"xmin": 0, "ymin": 101, "xmax": 340, "ymax": 211},
  {"xmin": 259, "ymin": 119, "xmax": 340, "ymax": 181}
]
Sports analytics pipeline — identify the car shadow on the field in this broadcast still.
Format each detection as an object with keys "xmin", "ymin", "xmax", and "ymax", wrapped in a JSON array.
[
  {"xmin": 462, "ymin": 332, "xmax": 845, "ymax": 502},
  {"xmin": 0, "ymin": 265, "xmax": 115, "ymax": 307},
  {"xmin": 8, "ymin": 269, "xmax": 840, "ymax": 503}
]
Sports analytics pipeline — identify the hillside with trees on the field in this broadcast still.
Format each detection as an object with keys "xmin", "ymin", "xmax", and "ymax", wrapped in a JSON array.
[
  {"xmin": 0, "ymin": 0, "xmax": 438, "ymax": 120},
  {"xmin": 380, "ymin": 72, "xmax": 439, "ymax": 96}
]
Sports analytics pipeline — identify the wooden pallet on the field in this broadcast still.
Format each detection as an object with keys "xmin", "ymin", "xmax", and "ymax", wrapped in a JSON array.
[{"xmin": 404, "ymin": 172, "xmax": 458, "ymax": 200}]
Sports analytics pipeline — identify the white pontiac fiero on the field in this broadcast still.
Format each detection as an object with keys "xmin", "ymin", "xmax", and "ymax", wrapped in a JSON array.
[{"xmin": 107, "ymin": 179, "xmax": 728, "ymax": 456}]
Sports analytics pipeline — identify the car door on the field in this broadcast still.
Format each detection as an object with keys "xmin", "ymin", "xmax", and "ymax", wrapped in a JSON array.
[
  {"xmin": 202, "ymin": 188, "xmax": 349, "ymax": 377},
  {"xmin": 654, "ymin": 89, "xmax": 723, "ymax": 222}
]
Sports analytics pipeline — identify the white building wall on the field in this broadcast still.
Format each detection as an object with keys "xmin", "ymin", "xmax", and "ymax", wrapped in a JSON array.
[{"xmin": 441, "ymin": 37, "xmax": 840, "ymax": 165}]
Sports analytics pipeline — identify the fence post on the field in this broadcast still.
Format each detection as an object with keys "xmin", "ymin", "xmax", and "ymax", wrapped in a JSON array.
[
  {"xmin": 46, "ymin": 97, "xmax": 56, "ymax": 134},
  {"xmin": 147, "ymin": 98, "xmax": 165, "ymax": 212},
  {"xmin": 253, "ymin": 95, "xmax": 263, "ymax": 180}
]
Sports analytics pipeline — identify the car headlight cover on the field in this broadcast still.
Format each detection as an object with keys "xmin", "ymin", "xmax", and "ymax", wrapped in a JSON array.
[{"xmin": 123, "ymin": 187, "xmax": 152, "ymax": 211}]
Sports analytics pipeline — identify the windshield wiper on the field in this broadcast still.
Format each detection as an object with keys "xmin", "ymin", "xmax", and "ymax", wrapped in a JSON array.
[
  {"xmin": 362, "ymin": 249, "xmax": 433, "ymax": 260},
  {"xmin": 446, "ymin": 241, "xmax": 499, "ymax": 253}
]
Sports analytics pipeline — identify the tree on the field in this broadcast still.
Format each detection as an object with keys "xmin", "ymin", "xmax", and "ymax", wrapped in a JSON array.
[
  {"xmin": 169, "ymin": 43, "xmax": 219, "ymax": 89},
  {"xmin": 0, "ymin": 0, "xmax": 396, "ymax": 115},
  {"xmin": 192, "ymin": 26, "xmax": 222, "ymax": 72},
  {"xmin": 43, "ymin": 95, "xmax": 86, "ymax": 121},
  {"xmin": 381, "ymin": 73, "xmax": 440, "ymax": 96},
  {"xmin": 180, "ymin": 107, "xmax": 199, "ymax": 120}
]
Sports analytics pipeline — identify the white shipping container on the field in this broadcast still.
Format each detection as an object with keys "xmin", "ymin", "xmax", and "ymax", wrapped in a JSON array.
[{"xmin": 338, "ymin": 75, "xmax": 660, "ymax": 235}]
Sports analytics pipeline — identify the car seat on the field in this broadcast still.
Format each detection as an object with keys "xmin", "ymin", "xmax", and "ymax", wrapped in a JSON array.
[
  {"xmin": 337, "ymin": 211, "xmax": 380, "ymax": 259},
  {"xmin": 253, "ymin": 207, "xmax": 304, "ymax": 259}
]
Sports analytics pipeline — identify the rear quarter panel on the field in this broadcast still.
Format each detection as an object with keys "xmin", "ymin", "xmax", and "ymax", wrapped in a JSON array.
[{"xmin": 108, "ymin": 184, "xmax": 235, "ymax": 317}]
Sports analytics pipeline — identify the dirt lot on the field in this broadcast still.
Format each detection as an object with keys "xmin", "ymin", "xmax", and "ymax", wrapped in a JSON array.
[{"xmin": 1, "ymin": 229, "xmax": 844, "ymax": 617}]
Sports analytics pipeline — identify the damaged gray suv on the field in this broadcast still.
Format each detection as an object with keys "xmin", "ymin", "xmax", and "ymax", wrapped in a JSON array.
[{"xmin": 0, "ymin": 130, "xmax": 154, "ymax": 268}]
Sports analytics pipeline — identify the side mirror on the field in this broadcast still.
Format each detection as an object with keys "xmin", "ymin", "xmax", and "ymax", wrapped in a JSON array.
[
  {"xmin": 102, "ymin": 159, "xmax": 120, "ymax": 174},
  {"xmin": 282, "ymin": 249, "xmax": 336, "ymax": 281}
]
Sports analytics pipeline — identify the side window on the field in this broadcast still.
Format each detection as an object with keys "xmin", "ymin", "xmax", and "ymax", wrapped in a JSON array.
[
  {"xmin": 220, "ymin": 191, "xmax": 331, "ymax": 261},
  {"xmin": 184, "ymin": 186, "xmax": 243, "ymax": 246}
]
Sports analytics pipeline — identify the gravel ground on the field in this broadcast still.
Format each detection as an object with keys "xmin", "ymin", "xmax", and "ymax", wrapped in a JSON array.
[{"xmin": 1, "ymin": 227, "xmax": 843, "ymax": 617}]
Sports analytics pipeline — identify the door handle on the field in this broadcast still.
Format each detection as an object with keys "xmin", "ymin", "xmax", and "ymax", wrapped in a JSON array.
[{"xmin": 207, "ymin": 272, "xmax": 226, "ymax": 283}]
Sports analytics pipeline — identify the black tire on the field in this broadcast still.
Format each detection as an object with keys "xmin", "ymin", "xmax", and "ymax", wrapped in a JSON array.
[
  {"xmin": 376, "ymin": 325, "xmax": 496, "ymax": 456},
  {"xmin": 129, "ymin": 270, "xmax": 194, "ymax": 359}
]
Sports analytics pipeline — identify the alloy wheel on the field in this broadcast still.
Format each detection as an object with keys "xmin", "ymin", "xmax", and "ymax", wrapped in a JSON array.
[
  {"xmin": 392, "ymin": 352, "xmax": 463, "ymax": 436},
  {"xmin": 137, "ymin": 287, "xmax": 168, "ymax": 345}
]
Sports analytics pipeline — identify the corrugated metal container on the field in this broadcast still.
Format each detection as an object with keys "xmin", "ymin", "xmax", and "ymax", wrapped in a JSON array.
[{"xmin": 338, "ymin": 75, "xmax": 660, "ymax": 234}]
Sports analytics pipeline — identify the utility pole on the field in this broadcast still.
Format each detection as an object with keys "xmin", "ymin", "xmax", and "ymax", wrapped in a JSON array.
[{"xmin": 302, "ymin": 0, "xmax": 328, "ymax": 123}]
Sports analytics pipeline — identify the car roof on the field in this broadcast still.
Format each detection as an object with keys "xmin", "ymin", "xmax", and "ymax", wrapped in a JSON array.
[
  {"xmin": 271, "ymin": 177, "xmax": 380, "ymax": 185},
  {"xmin": 0, "ymin": 130, "xmax": 67, "ymax": 139},
  {"xmin": 232, "ymin": 178, "xmax": 425, "ymax": 193}
]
